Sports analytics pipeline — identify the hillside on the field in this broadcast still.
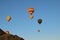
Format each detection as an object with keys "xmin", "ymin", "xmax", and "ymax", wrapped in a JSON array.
[{"xmin": 0, "ymin": 29, "xmax": 24, "ymax": 40}]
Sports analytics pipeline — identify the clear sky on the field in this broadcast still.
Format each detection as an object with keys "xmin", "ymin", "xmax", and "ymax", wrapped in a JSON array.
[{"xmin": 0, "ymin": 0, "xmax": 60, "ymax": 40}]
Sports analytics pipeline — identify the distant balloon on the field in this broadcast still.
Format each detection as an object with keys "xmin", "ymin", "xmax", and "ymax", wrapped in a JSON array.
[
  {"xmin": 5, "ymin": 30, "xmax": 9, "ymax": 34},
  {"xmin": 28, "ymin": 8, "xmax": 34, "ymax": 15},
  {"xmin": 38, "ymin": 29, "xmax": 40, "ymax": 32},
  {"xmin": 30, "ymin": 15, "xmax": 33, "ymax": 19},
  {"xmin": 38, "ymin": 19, "xmax": 42, "ymax": 24},
  {"xmin": 6, "ymin": 16, "xmax": 11, "ymax": 22}
]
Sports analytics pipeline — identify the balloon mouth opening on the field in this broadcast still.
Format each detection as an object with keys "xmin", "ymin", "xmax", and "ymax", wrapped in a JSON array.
[
  {"xmin": 7, "ymin": 20, "xmax": 11, "ymax": 22},
  {"xmin": 28, "ymin": 10, "xmax": 34, "ymax": 15},
  {"xmin": 29, "ymin": 12, "xmax": 33, "ymax": 15}
]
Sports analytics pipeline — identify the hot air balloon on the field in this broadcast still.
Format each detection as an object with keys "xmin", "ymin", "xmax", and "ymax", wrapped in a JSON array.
[
  {"xmin": 38, "ymin": 19, "xmax": 42, "ymax": 24},
  {"xmin": 6, "ymin": 16, "xmax": 11, "ymax": 22},
  {"xmin": 38, "ymin": 29, "xmax": 40, "ymax": 32},
  {"xmin": 28, "ymin": 8, "xmax": 34, "ymax": 15},
  {"xmin": 30, "ymin": 15, "xmax": 33, "ymax": 19},
  {"xmin": 5, "ymin": 30, "xmax": 9, "ymax": 34}
]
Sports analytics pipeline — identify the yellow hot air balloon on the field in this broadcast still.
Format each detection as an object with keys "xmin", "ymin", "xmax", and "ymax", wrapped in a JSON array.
[
  {"xmin": 6, "ymin": 16, "xmax": 11, "ymax": 22},
  {"xmin": 30, "ymin": 15, "xmax": 33, "ymax": 19}
]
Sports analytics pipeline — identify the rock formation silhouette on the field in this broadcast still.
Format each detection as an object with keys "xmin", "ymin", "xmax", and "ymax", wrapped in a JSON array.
[{"xmin": 0, "ymin": 29, "xmax": 24, "ymax": 40}]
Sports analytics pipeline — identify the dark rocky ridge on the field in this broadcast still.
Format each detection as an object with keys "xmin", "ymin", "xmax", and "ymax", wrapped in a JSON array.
[
  {"xmin": 0, "ymin": 29, "xmax": 24, "ymax": 40},
  {"xmin": 0, "ymin": 29, "xmax": 5, "ymax": 36}
]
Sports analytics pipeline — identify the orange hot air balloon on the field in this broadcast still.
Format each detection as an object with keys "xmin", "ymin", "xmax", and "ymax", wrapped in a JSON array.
[
  {"xmin": 28, "ymin": 8, "xmax": 34, "ymax": 15},
  {"xmin": 6, "ymin": 16, "xmax": 11, "ymax": 22}
]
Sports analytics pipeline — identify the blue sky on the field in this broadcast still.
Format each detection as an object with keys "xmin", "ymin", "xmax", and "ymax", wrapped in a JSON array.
[{"xmin": 0, "ymin": 0, "xmax": 60, "ymax": 40}]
